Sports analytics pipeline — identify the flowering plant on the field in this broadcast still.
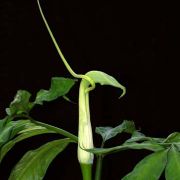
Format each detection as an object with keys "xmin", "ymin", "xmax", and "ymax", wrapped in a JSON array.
[{"xmin": 0, "ymin": 1, "xmax": 180, "ymax": 179}]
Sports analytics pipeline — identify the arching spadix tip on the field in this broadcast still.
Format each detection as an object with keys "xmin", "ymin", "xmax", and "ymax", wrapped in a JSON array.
[{"xmin": 118, "ymin": 87, "xmax": 126, "ymax": 99}]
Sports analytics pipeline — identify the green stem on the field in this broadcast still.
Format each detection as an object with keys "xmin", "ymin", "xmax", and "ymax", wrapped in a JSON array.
[
  {"xmin": 80, "ymin": 163, "xmax": 92, "ymax": 180},
  {"xmin": 95, "ymin": 155, "xmax": 104, "ymax": 180},
  {"xmin": 94, "ymin": 141, "xmax": 105, "ymax": 180}
]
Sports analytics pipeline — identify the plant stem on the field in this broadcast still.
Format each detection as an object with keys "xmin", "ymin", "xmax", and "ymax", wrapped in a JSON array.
[
  {"xmin": 80, "ymin": 163, "xmax": 92, "ymax": 180},
  {"xmin": 95, "ymin": 141, "xmax": 105, "ymax": 180},
  {"xmin": 95, "ymin": 155, "xmax": 104, "ymax": 180}
]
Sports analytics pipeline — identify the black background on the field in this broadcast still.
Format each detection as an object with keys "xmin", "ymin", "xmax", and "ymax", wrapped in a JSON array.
[{"xmin": 0, "ymin": 0, "xmax": 179, "ymax": 179}]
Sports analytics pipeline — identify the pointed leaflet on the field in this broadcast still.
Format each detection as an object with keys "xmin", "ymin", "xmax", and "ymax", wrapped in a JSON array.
[
  {"xmin": 5, "ymin": 77, "xmax": 76, "ymax": 116},
  {"xmin": 125, "ymin": 131, "xmax": 165, "ymax": 144},
  {"xmin": 0, "ymin": 120, "xmax": 34, "ymax": 148},
  {"xmin": 0, "ymin": 124, "xmax": 13, "ymax": 148},
  {"xmin": 0, "ymin": 118, "xmax": 8, "ymax": 131},
  {"xmin": 9, "ymin": 138, "xmax": 71, "ymax": 180},
  {"xmin": 86, "ymin": 70, "xmax": 126, "ymax": 97},
  {"xmin": 165, "ymin": 145, "xmax": 180, "ymax": 180},
  {"xmin": 0, "ymin": 120, "xmax": 78, "ymax": 163},
  {"xmin": 96, "ymin": 120, "xmax": 135, "ymax": 143},
  {"xmin": 163, "ymin": 132, "xmax": 180, "ymax": 143},
  {"xmin": 122, "ymin": 150, "xmax": 168, "ymax": 180},
  {"xmin": 35, "ymin": 77, "xmax": 76, "ymax": 105},
  {"xmin": 5, "ymin": 120, "xmax": 39, "ymax": 139},
  {"xmin": 0, "ymin": 124, "xmax": 54, "ymax": 163},
  {"xmin": 6, "ymin": 90, "xmax": 34, "ymax": 116}
]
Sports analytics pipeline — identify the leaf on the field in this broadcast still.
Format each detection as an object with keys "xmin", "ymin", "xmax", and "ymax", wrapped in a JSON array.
[
  {"xmin": 0, "ymin": 122, "xmax": 14, "ymax": 148},
  {"xmin": 163, "ymin": 132, "xmax": 180, "ymax": 143},
  {"xmin": 96, "ymin": 120, "xmax": 135, "ymax": 143},
  {"xmin": 0, "ymin": 125, "xmax": 54, "ymax": 163},
  {"xmin": 0, "ymin": 119, "xmax": 50, "ymax": 146},
  {"xmin": 0, "ymin": 120, "xmax": 30, "ymax": 148},
  {"xmin": 0, "ymin": 118, "xmax": 7, "ymax": 131},
  {"xmin": 125, "ymin": 131, "xmax": 165, "ymax": 144},
  {"xmin": 9, "ymin": 138, "xmax": 71, "ymax": 180},
  {"xmin": 165, "ymin": 145, "xmax": 180, "ymax": 180},
  {"xmin": 86, "ymin": 141, "xmax": 164, "ymax": 155},
  {"xmin": 86, "ymin": 71, "xmax": 126, "ymax": 97},
  {"xmin": 7, "ymin": 120, "xmax": 34, "ymax": 139},
  {"xmin": 6, "ymin": 90, "xmax": 34, "ymax": 116},
  {"xmin": 5, "ymin": 77, "xmax": 76, "ymax": 117},
  {"xmin": 0, "ymin": 120, "xmax": 42, "ymax": 147},
  {"xmin": 0, "ymin": 119, "xmax": 78, "ymax": 163},
  {"xmin": 35, "ymin": 77, "xmax": 76, "ymax": 105},
  {"xmin": 122, "ymin": 150, "xmax": 168, "ymax": 180}
]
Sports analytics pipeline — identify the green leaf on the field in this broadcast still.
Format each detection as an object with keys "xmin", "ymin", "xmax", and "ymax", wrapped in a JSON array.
[
  {"xmin": 0, "ymin": 119, "xmax": 78, "ymax": 163},
  {"xmin": 6, "ymin": 90, "xmax": 34, "ymax": 116},
  {"xmin": 125, "ymin": 131, "xmax": 165, "ymax": 144},
  {"xmin": 0, "ymin": 123, "xmax": 14, "ymax": 148},
  {"xmin": 125, "ymin": 131, "xmax": 148, "ymax": 143},
  {"xmin": 122, "ymin": 150, "xmax": 168, "ymax": 180},
  {"xmin": 0, "ymin": 118, "xmax": 7, "ymax": 131},
  {"xmin": 163, "ymin": 132, "xmax": 180, "ymax": 143},
  {"xmin": 86, "ymin": 141, "xmax": 164, "ymax": 155},
  {"xmin": 9, "ymin": 138, "xmax": 71, "ymax": 180},
  {"xmin": 86, "ymin": 71, "xmax": 126, "ymax": 97},
  {"xmin": 7, "ymin": 120, "xmax": 34, "ymax": 139},
  {"xmin": 165, "ymin": 145, "xmax": 180, "ymax": 180},
  {"xmin": 4, "ymin": 77, "xmax": 76, "ymax": 117},
  {"xmin": 96, "ymin": 120, "xmax": 135, "ymax": 143},
  {"xmin": 0, "ymin": 124, "xmax": 54, "ymax": 163},
  {"xmin": 0, "ymin": 120, "xmax": 30, "ymax": 148},
  {"xmin": 35, "ymin": 77, "xmax": 76, "ymax": 105}
]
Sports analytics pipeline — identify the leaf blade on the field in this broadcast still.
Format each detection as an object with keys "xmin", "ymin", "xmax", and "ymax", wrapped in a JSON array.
[
  {"xmin": 0, "ymin": 120, "xmax": 32, "ymax": 148},
  {"xmin": 122, "ymin": 150, "xmax": 168, "ymax": 180},
  {"xmin": 163, "ymin": 132, "xmax": 180, "ymax": 143},
  {"xmin": 165, "ymin": 145, "xmax": 180, "ymax": 180},
  {"xmin": 96, "ymin": 120, "xmax": 135, "ymax": 143},
  {"xmin": 0, "ymin": 127, "xmax": 54, "ymax": 163},
  {"xmin": 5, "ymin": 90, "xmax": 34, "ymax": 116},
  {"xmin": 9, "ymin": 138, "xmax": 71, "ymax": 180},
  {"xmin": 35, "ymin": 77, "xmax": 76, "ymax": 105},
  {"xmin": 86, "ymin": 71, "xmax": 126, "ymax": 97}
]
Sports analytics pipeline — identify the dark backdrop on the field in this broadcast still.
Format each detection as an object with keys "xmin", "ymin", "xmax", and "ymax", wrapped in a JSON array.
[{"xmin": 0, "ymin": 0, "xmax": 179, "ymax": 179}]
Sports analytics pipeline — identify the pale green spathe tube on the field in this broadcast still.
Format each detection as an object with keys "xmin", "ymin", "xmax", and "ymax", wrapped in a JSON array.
[
  {"xmin": 78, "ymin": 79, "xmax": 94, "ymax": 164},
  {"xmin": 77, "ymin": 70, "xmax": 126, "ymax": 164}
]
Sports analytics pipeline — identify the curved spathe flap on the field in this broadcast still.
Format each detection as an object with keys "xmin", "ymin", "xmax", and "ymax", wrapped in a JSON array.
[{"xmin": 85, "ymin": 70, "xmax": 126, "ymax": 98}]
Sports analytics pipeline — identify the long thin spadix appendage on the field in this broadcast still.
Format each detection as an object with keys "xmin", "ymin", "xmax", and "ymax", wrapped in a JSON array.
[
  {"xmin": 37, "ymin": 0, "xmax": 95, "ymax": 93},
  {"xmin": 37, "ymin": 0, "xmax": 95, "ymax": 176}
]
